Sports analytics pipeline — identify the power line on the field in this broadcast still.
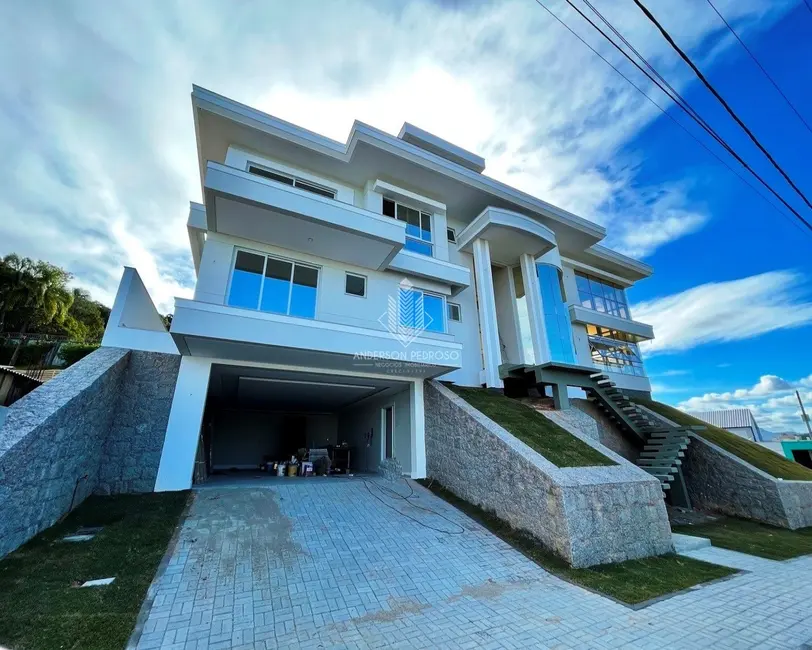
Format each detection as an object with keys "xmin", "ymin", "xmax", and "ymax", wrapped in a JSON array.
[
  {"xmin": 706, "ymin": 0, "xmax": 812, "ymax": 136},
  {"xmin": 632, "ymin": 0, "xmax": 812, "ymax": 212},
  {"xmin": 531, "ymin": 0, "xmax": 812, "ymax": 234}
]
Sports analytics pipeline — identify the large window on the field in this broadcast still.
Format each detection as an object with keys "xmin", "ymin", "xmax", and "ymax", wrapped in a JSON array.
[
  {"xmin": 247, "ymin": 164, "xmax": 336, "ymax": 199},
  {"xmin": 575, "ymin": 272, "xmax": 630, "ymax": 319},
  {"xmin": 537, "ymin": 264, "xmax": 576, "ymax": 364},
  {"xmin": 227, "ymin": 250, "xmax": 318, "ymax": 318},
  {"xmin": 382, "ymin": 198, "xmax": 432, "ymax": 256},
  {"xmin": 587, "ymin": 325, "xmax": 646, "ymax": 376},
  {"xmin": 398, "ymin": 287, "xmax": 445, "ymax": 333}
]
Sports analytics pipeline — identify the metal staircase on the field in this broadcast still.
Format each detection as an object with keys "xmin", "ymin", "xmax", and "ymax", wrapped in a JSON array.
[{"xmin": 585, "ymin": 372, "xmax": 698, "ymax": 500}]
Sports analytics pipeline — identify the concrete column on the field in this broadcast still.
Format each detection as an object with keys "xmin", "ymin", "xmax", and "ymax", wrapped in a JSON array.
[
  {"xmin": 551, "ymin": 383, "xmax": 570, "ymax": 410},
  {"xmin": 154, "ymin": 356, "xmax": 212, "ymax": 492},
  {"xmin": 472, "ymin": 239, "xmax": 502, "ymax": 388},
  {"xmin": 520, "ymin": 253, "xmax": 550, "ymax": 365},
  {"xmin": 410, "ymin": 380, "xmax": 426, "ymax": 479}
]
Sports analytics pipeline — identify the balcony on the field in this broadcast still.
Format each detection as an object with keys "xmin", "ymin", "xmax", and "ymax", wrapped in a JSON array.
[
  {"xmin": 203, "ymin": 162, "xmax": 406, "ymax": 270},
  {"xmin": 568, "ymin": 304, "xmax": 654, "ymax": 341},
  {"xmin": 170, "ymin": 298, "xmax": 462, "ymax": 379},
  {"xmin": 456, "ymin": 206, "xmax": 557, "ymax": 265},
  {"xmin": 387, "ymin": 250, "xmax": 471, "ymax": 295}
]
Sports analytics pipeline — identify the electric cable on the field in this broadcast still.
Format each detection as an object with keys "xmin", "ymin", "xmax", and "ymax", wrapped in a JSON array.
[
  {"xmin": 705, "ymin": 0, "xmax": 812, "ymax": 136},
  {"xmin": 531, "ymin": 0, "xmax": 812, "ymax": 236},
  {"xmin": 633, "ymin": 0, "xmax": 812, "ymax": 211}
]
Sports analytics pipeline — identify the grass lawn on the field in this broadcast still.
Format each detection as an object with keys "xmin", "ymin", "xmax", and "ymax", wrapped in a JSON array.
[
  {"xmin": 635, "ymin": 399, "xmax": 812, "ymax": 481},
  {"xmin": 673, "ymin": 517, "xmax": 812, "ymax": 560},
  {"xmin": 419, "ymin": 480, "xmax": 736, "ymax": 605},
  {"xmin": 447, "ymin": 385, "xmax": 615, "ymax": 467},
  {"xmin": 0, "ymin": 491, "xmax": 190, "ymax": 650}
]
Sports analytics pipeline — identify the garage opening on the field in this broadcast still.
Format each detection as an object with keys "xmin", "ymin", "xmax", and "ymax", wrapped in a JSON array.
[{"xmin": 195, "ymin": 364, "xmax": 412, "ymax": 483}]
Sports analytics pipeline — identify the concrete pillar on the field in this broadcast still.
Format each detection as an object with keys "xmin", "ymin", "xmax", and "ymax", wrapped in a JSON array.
[
  {"xmin": 410, "ymin": 380, "xmax": 426, "ymax": 479},
  {"xmin": 472, "ymin": 239, "xmax": 502, "ymax": 388},
  {"xmin": 520, "ymin": 253, "xmax": 550, "ymax": 366},
  {"xmin": 154, "ymin": 356, "xmax": 212, "ymax": 492},
  {"xmin": 551, "ymin": 383, "xmax": 570, "ymax": 410}
]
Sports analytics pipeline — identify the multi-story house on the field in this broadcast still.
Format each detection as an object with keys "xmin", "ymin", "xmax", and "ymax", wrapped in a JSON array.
[{"xmin": 102, "ymin": 86, "xmax": 656, "ymax": 492}]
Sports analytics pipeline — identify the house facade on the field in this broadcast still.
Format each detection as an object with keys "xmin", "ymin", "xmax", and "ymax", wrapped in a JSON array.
[{"xmin": 102, "ymin": 86, "xmax": 656, "ymax": 492}]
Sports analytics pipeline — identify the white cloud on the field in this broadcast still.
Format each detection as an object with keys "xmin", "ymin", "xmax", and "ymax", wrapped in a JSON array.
[
  {"xmin": 0, "ymin": 0, "xmax": 796, "ymax": 312},
  {"xmin": 678, "ymin": 374, "xmax": 812, "ymax": 435},
  {"xmin": 634, "ymin": 271, "xmax": 812, "ymax": 355}
]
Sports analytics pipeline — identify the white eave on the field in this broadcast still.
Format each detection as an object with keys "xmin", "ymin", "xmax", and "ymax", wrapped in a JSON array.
[{"xmin": 191, "ymin": 85, "xmax": 606, "ymax": 254}]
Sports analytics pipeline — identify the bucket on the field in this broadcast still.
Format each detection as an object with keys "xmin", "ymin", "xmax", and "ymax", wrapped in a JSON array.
[
  {"xmin": 276, "ymin": 463, "xmax": 286, "ymax": 477},
  {"xmin": 287, "ymin": 463, "xmax": 298, "ymax": 477}
]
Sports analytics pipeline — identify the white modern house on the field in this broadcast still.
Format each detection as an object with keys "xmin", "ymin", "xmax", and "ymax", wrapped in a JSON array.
[{"xmin": 102, "ymin": 86, "xmax": 656, "ymax": 492}]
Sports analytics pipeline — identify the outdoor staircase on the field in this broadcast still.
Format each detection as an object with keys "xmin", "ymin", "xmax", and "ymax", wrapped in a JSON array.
[{"xmin": 584, "ymin": 372, "xmax": 700, "ymax": 499}]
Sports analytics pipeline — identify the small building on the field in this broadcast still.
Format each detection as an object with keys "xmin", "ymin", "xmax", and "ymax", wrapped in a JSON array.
[{"xmin": 690, "ymin": 408, "xmax": 763, "ymax": 442}]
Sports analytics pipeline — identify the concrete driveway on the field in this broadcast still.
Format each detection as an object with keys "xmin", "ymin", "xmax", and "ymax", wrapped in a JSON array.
[{"xmin": 130, "ymin": 478, "xmax": 812, "ymax": 649}]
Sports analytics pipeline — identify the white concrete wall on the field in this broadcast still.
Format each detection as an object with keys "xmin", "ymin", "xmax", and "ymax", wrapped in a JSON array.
[
  {"xmin": 225, "ymin": 146, "xmax": 359, "ymax": 206},
  {"xmin": 493, "ymin": 266, "xmax": 521, "ymax": 365},
  {"xmin": 193, "ymin": 232, "xmax": 457, "ymax": 336},
  {"xmin": 337, "ymin": 388, "xmax": 412, "ymax": 474},
  {"xmin": 438, "ymin": 217, "xmax": 484, "ymax": 386},
  {"xmin": 102, "ymin": 267, "xmax": 179, "ymax": 355}
]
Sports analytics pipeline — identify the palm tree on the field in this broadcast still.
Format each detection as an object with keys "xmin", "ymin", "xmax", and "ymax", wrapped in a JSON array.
[{"xmin": 8, "ymin": 262, "xmax": 74, "ymax": 366}]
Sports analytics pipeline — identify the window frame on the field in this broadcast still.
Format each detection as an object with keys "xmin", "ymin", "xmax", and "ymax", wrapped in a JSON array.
[
  {"xmin": 397, "ymin": 286, "xmax": 447, "ymax": 333},
  {"xmin": 575, "ymin": 271, "xmax": 630, "ymax": 319},
  {"xmin": 344, "ymin": 272, "xmax": 367, "ymax": 298},
  {"xmin": 447, "ymin": 301, "xmax": 462, "ymax": 323},
  {"xmin": 382, "ymin": 197, "xmax": 434, "ymax": 256},
  {"xmin": 246, "ymin": 163, "xmax": 337, "ymax": 200},
  {"xmin": 226, "ymin": 247, "xmax": 320, "ymax": 319},
  {"xmin": 447, "ymin": 227, "xmax": 457, "ymax": 243}
]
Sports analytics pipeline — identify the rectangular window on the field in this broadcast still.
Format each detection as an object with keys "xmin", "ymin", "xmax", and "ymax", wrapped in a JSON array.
[
  {"xmin": 588, "ymin": 330, "xmax": 646, "ymax": 377},
  {"xmin": 227, "ymin": 250, "xmax": 319, "ymax": 319},
  {"xmin": 447, "ymin": 302, "xmax": 461, "ymax": 322},
  {"xmin": 382, "ymin": 197, "xmax": 433, "ymax": 256},
  {"xmin": 575, "ymin": 271, "xmax": 631, "ymax": 319},
  {"xmin": 397, "ymin": 286, "xmax": 445, "ymax": 333},
  {"xmin": 247, "ymin": 164, "xmax": 336, "ymax": 199},
  {"xmin": 345, "ymin": 273, "xmax": 366, "ymax": 297},
  {"xmin": 447, "ymin": 227, "xmax": 457, "ymax": 243}
]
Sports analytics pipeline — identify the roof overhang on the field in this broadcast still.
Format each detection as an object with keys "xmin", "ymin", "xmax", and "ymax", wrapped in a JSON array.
[
  {"xmin": 456, "ymin": 207, "xmax": 557, "ymax": 265},
  {"xmin": 191, "ymin": 85, "xmax": 606, "ymax": 257}
]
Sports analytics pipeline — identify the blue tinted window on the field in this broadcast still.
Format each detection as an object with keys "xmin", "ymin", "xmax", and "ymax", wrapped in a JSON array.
[
  {"xmin": 404, "ymin": 239, "xmax": 433, "ymax": 256},
  {"xmin": 228, "ymin": 251, "xmax": 264, "ymax": 309},
  {"xmin": 537, "ymin": 264, "xmax": 575, "ymax": 364},
  {"xmin": 423, "ymin": 294, "xmax": 444, "ymax": 333},
  {"xmin": 260, "ymin": 258, "xmax": 292, "ymax": 314},
  {"xmin": 289, "ymin": 265, "xmax": 318, "ymax": 318}
]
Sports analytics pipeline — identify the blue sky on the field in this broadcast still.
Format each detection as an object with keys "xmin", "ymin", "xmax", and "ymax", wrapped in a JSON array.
[{"xmin": 0, "ymin": 0, "xmax": 810, "ymax": 432}]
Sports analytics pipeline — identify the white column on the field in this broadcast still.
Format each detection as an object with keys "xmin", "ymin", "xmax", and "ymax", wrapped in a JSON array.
[
  {"xmin": 472, "ymin": 239, "xmax": 502, "ymax": 388},
  {"xmin": 154, "ymin": 356, "xmax": 212, "ymax": 492},
  {"xmin": 410, "ymin": 380, "xmax": 426, "ymax": 479},
  {"xmin": 520, "ymin": 253, "xmax": 550, "ymax": 365}
]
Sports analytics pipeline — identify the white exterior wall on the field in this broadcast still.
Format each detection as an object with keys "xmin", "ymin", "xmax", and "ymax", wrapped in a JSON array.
[
  {"xmin": 194, "ymin": 232, "xmax": 455, "ymax": 336},
  {"xmin": 337, "ymin": 387, "xmax": 412, "ymax": 474}
]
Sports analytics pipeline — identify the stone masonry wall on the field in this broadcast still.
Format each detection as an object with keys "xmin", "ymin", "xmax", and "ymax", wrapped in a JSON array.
[
  {"xmin": 554, "ymin": 399, "xmax": 639, "ymax": 463},
  {"xmin": 96, "ymin": 351, "xmax": 181, "ymax": 495},
  {"xmin": 0, "ymin": 348, "xmax": 130, "ymax": 557},
  {"xmin": 638, "ymin": 404, "xmax": 812, "ymax": 530},
  {"xmin": 425, "ymin": 381, "xmax": 672, "ymax": 567}
]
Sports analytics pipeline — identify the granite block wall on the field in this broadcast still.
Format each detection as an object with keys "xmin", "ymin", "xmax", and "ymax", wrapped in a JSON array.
[
  {"xmin": 96, "ymin": 351, "xmax": 181, "ymax": 495},
  {"xmin": 425, "ymin": 381, "xmax": 672, "ymax": 568},
  {"xmin": 0, "ymin": 347, "xmax": 130, "ymax": 557}
]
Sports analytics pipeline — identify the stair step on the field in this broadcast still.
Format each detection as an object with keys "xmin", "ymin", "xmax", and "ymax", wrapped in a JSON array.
[
  {"xmin": 638, "ymin": 459, "xmax": 681, "ymax": 469},
  {"xmin": 661, "ymin": 482, "xmax": 671, "ymax": 491},
  {"xmin": 596, "ymin": 379, "xmax": 615, "ymax": 387},
  {"xmin": 639, "ymin": 450, "xmax": 685, "ymax": 459},
  {"xmin": 589, "ymin": 372, "xmax": 607, "ymax": 379},
  {"xmin": 639, "ymin": 462, "xmax": 679, "ymax": 472}
]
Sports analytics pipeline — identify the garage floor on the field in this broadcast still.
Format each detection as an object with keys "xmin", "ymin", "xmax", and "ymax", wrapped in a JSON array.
[{"xmin": 130, "ymin": 481, "xmax": 812, "ymax": 649}]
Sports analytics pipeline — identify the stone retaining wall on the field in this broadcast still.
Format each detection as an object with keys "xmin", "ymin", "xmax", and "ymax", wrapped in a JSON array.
[
  {"xmin": 96, "ymin": 351, "xmax": 181, "ymax": 494},
  {"xmin": 0, "ymin": 347, "xmax": 130, "ymax": 557},
  {"xmin": 637, "ymin": 404, "xmax": 812, "ymax": 529},
  {"xmin": 425, "ymin": 381, "xmax": 672, "ymax": 568},
  {"xmin": 0, "ymin": 348, "xmax": 181, "ymax": 557}
]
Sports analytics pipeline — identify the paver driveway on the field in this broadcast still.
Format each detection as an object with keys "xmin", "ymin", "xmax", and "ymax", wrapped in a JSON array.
[{"xmin": 131, "ymin": 478, "xmax": 812, "ymax": 649}]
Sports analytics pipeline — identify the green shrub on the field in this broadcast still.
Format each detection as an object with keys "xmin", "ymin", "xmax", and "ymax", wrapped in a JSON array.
[{"xmin": 59, "ymin": 343, "xmax": 99, "ymax": 367}]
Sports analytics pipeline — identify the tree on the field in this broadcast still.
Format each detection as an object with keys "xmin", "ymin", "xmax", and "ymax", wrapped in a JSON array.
[
  {"xmin": 61, "ymin": 288, "xmax": 109, "ymax": 343},
  {"xmin": 0, "ymin": 254, "xmax": 36, "ymax": 332},
  {"xmin": 8, "ymin": 262, "xmax": 74, "ymax": 365}
]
